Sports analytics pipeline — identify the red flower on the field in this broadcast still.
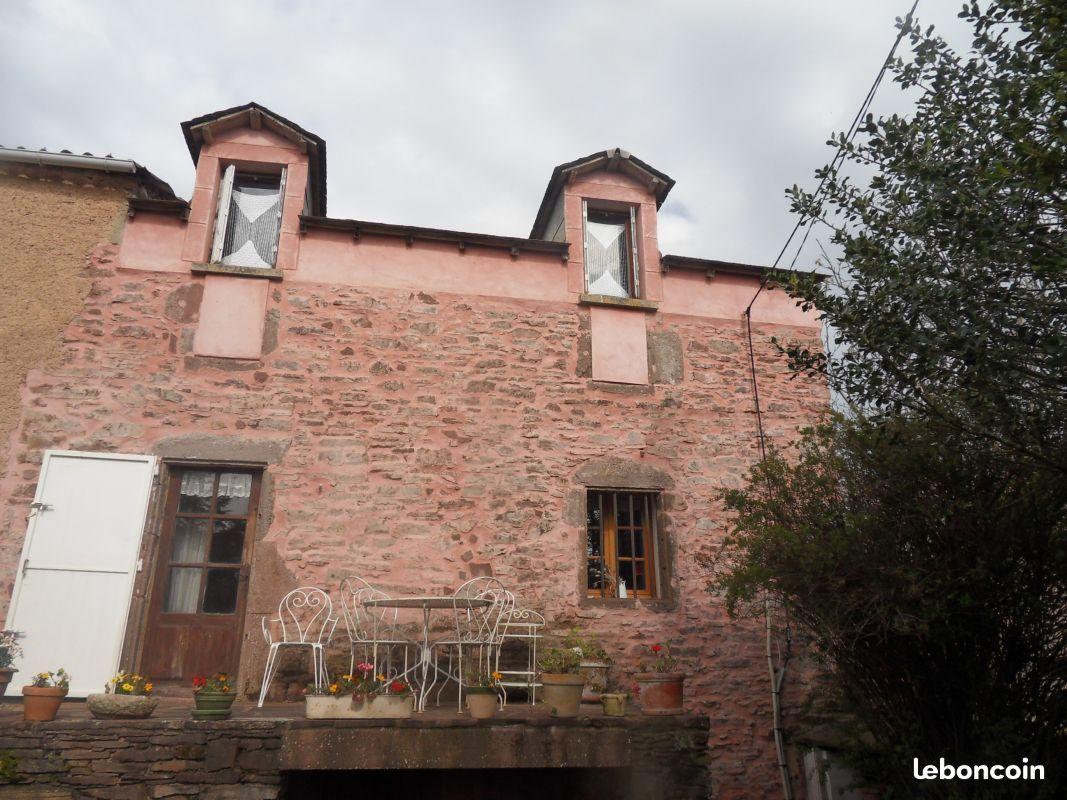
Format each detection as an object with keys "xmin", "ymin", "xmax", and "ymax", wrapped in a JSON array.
[
  {"xmin": 651, "ymin": 644, "xmax": 662, "ymax": 653},
  {"xmin": 389, "ymin": 680, "xmax": 407, "ymax": 693},
  {"xmin": 191, "ymin": 676, "xmax": 206, "ymax": 689}
]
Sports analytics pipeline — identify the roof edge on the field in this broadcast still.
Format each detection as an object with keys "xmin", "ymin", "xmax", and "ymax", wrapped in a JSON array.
[
  {"xmin": 180, "ymin": 102, "xmax": 327, "ymax": 216},
  {"xmin": 529, "ymin": 148, "xmax": 676, "ymax": 239}
]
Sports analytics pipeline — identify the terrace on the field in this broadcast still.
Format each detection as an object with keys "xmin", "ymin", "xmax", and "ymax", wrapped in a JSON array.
[{"xmin": 0, "ymin": 699, "xmax": 709, "ymax": 799}]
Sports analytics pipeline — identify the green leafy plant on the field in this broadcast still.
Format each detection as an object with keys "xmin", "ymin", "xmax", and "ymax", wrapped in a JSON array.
[
  {"xmin": 562, "ymin": 627, "xmax": 609, "ymax": 663},
  {"xmin": 714, "ymin": 415, "xmax": 1067, "ymax": 798},
  {"xmin": 191, "ymin": 672, "xmax": 233, "ymax": 694},
  {"xmin": 637, "ymin": 643, "xmax": 679, "ymax": 674},
  {"xmin": 107, "ymin": 672, "xmax": 153, "ymax": 696},
  {"xmin": 537, "ymin": 645, "xmax": 582, "ymax": 675},
  {"xmin": 29, "ymin": 669, "xmax": 69, "ymax": 690},
  {"xmin": 0, "ymin": 631, "xmax": 21, "ymax": 671},
  {"xmin": 464, "ymin": 670, "xmax": 503, "ymax": 694}
]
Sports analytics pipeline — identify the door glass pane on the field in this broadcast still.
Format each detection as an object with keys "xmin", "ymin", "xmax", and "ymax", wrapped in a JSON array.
[
  {"xmin": 203, "ymin": 568, "xmax": 239, "ymax": 614},
  {"xmin": 617, "ymin": 529, "xmax": 634, "ymax": 557},
  {"xmin": 178, "ymin": 471, "xmax": 215, "ymax": 513},
  {"xmin": 171, "ymin": 518, "xmax": 209, "ymax": 562},
  {"xmin": 634, "ymin": 560, "xmax": 646, "ymax": 591},
  {"xmin": 618, "ymin": 561, "xmax": 635, "ymax": 592},
  {"xmin": 586, "ymin": 527, "xmax": 602, "ymax": 559},
  {"xmin": 216, "ymin": 473, "xmax": 252, "ymax": 516},
  {"xmin": 634, "ymin": 528, "xmax": 646, "ymax": 557},
  {"xmin": 587, "ymin": 560, "xmax": 604, "ymax": 592},
  {"xmin": 210, "ymin": 519, "xmax": 246, "ymax": 563},
  {"xmin": 164, "ymin": 567, "xmax": 202, "ymax": 613},
  {"xmin": 616, "ymin": 495, "xmax": 632, "ymax": 527}
]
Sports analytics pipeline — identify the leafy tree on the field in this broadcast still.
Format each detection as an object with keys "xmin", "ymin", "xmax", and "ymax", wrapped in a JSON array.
[
  {"xmin": 782, "ymin": 0, "xmax": 1067, "ymax": 472},
  {"xmin": 717, "ymin": 416, "xmax": 1066, "ymax": 799}
]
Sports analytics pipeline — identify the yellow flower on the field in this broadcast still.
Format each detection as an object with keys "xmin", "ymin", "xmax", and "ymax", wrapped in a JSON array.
[
  {"xmin": 144, "ymin": 683, "xmax": 153, "ymax": 694},
  {"xmin": 377, "ymin": 674, "xmax": 385, "ymax": 682},
  {"xmin": 329, "ymin": 683, "xmax": 339, "ymax": 695},
  {"xmin": 492, "ymin": 672, "xmax": 502, "ymax": 681},
  {"xmin": 121, "ymin": 683, "xmax": 134, "ymax": 692}
]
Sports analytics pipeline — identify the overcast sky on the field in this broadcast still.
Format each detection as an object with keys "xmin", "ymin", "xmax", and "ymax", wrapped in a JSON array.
[{"xmin": 3, "ymin": 0, "xmax": 971, "ymax": 267}]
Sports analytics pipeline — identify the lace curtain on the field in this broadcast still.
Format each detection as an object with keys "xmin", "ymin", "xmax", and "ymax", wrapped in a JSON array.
[
  {"xmin": 179, "ymin": 471, "xmax": 252, "ymax": 498},
  {"xmin": 585, "ymin": 217, "xmax": 631, "ymax": 298}
]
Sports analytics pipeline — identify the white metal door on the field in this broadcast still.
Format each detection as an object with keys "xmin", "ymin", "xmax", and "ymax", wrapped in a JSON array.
[{"xmin": 5, "ymin": 450, "xmax": 156, "ymax": 697}]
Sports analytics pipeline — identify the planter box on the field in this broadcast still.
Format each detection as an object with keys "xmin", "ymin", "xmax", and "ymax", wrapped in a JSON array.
[
  {"xmin": 350, "ymin": 694, "xmax": 414, "ymax": 719},
  {"xmin": 305, "ymin": 695, "xmax": 361, "ymax": 719},
  {"xmin": 465, "ymin": 691, "xmax": 499, "ymax": 719},
  {"xmin": 86, "ymin": 693, "xmax": 158, "ymax": 719}
]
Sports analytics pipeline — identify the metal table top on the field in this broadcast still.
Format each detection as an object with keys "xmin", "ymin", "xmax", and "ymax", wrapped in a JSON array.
[{"xmin": 361, "ymin": 596, "xmax": 491, "ymax": 609}]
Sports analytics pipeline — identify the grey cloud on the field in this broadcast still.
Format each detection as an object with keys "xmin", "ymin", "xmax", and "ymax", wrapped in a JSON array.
[{"xmin": 2, "ymin": 0, "xmax": 972, "ymax": 267}]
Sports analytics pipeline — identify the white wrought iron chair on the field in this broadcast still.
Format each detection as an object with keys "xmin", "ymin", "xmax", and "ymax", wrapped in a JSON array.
[
  {"xmin": 494, "ymin": 607, "xmax": 545, "ymax": 705},
  {"xmin": 431, "ymin": 577, "xmax": 514, "ymax": 711},
  {"xmin": 257, "ymin": 586, "xmax": 338, "ymax": 708},
  {"xmin": 338, "ymin": 575, "xmax": 413, "ymax": 678}
]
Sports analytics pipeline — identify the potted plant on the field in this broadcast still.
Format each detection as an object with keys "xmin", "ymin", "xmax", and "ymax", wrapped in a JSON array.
[
  {"xmin": 0, "ymin": 631, "xmax": 21, "ymax": 697},
  {"xmin": 634, "ymin": 642, "xmax": 685, "ymax": 715},
  {"xmin": 537, "ymin": 644, "xmax": 585, "ymax": 718},
  {"xmin": 87, "ymin": 672, "xmax": 158, "ymax": 719},
  {"xmin": 599, "ymin": 677, "xmax": 628, "ymax": 717},
  {"xmin": 464, "ymin": 671, "xmax": 502, "ymax": 719},
  {"xmin": 564, "ymin": 627, "xmax": 612, "ymax": 703},
  {"xmin": 191, "ymin": 672, "xmax": 237, "ymax": 719},
  {"xmin": 350, "ymin": 667, "xmax": 415, "ymax": 719},
  {"xmin": 22, "ymin": 669, "xmax": 69, "ymax": 722}
]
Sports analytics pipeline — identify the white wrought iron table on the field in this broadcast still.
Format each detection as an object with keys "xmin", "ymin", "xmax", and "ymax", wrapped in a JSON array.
[{"xmin": 362, "ymin": 595, "xmax": 490, "ymax": 712}]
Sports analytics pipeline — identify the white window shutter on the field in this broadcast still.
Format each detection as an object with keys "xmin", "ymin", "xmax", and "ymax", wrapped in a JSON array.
[
  {"xmin": 630, "ymin": 205, "xmax": 640, "ymax": 299},
  {"xmin": 210, "ymin": 165, "xmax": 236, "ymax": 263},
  {"xmin": 271, "ymin": 167, "xmax": 287, "ymax": 263}
]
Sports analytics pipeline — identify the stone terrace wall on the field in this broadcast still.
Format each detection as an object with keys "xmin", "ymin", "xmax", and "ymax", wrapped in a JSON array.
[
  {"xmin": 0, "ymin": 718, "xmax": 283, "ymax": 799},
  {"xmin": 0, "ymin": 245, "xmax": 825, "ymax": 798},
  {"xmin": 0, "ymin": 714, "xmax": 709, "ymax": 800}
]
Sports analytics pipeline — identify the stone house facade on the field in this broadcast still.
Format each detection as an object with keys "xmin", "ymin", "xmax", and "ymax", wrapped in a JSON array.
[{"xmin": 0, "ymin": 103, "xmax": 825, "ymax": 798}]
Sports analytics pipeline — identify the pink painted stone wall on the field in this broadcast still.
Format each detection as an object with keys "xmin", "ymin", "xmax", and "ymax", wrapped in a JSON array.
[
  {"xmin": 3, "ymin": 132, "xmax": 827, "ymax": 798},
  {"xmin": 0, "ymin": 244, "xmax": 825, "ymax": 800},
  {"xmin": 193, "ymin": 275, "xmax": 270, "ymax": 359},
  {"xmin": 590, "ymin": 305, "xmax": 649, "ymax": 384}
]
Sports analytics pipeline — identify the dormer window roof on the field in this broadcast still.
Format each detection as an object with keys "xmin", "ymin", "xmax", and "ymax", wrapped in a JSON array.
[
  {"xmin": 180, "ymin": 101, "xmax": 328, "ymax": 216},
  {"xmin": 529, "ymin": 148, "xmax": 674, "ymax": 239}
]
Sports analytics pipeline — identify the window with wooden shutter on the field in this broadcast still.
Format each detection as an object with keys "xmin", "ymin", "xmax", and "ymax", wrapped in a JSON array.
[{"xmin": 210, "ymin": 167, "xmax": 285, "ymax": 268}]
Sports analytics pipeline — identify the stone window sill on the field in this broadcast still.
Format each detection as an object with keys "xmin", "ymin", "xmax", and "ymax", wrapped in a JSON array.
[
  {"xmin": 580, "ymin": 596, "xmax": 674, "ymax": 610},
  {"xmin": 579, "ymin": 293, "xmax": 659, "ymax": 312},
  {"xmin": 192, "ymin": 263, "xmax": 284, "ymax": 281}
]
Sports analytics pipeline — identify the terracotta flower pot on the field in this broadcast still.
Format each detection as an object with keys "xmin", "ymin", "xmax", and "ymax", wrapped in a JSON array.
[
  {"xmin": 87, "ymin": 693, "xmax": 159, "ymax": 719},
  {"xmin": 634, "ymin": 672, "xmax": 685, "ymax": 715},
  {"xmin": 578, "ymin": 661, "xmax": 611, "ymax": 703},
  {"xmin": 540, "ymin": 673, "xmax": 586, "ymax": 718},
  {"xmin": 350, "ymin": 693, "xmax": 414, "ymax": 719},
  {"xmin": 465, "ymin": 691, "xmax": 499, "ymax": 719},
  {"xmin": 600, "ymin": 692, "xmax": 627, "ymax": 717},
  {"xmin": 22, "ymin": 686, "xmax": 67, "ymax": 722},
  {"xmin": 0, "ymin": 668, "xmax": 15, "ymax": 698},
  {"xmin": 192, "ymin": 691, "xmax": 237, "ymax": 720}
]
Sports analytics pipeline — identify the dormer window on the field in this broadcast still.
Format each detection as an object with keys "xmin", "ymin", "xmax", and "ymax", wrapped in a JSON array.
[
  {"xmin": 210, "ymin": 166, "xmax": 285, "ymax": 268},
  {"xmin": 583, "ymin": 202, "xmax": 639, "ymax": 299}
]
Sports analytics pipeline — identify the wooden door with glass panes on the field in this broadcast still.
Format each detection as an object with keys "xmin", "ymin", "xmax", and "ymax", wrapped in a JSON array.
[{"xmin": 141, "ymin": 467, "xmax": 260, "ymax": 680}]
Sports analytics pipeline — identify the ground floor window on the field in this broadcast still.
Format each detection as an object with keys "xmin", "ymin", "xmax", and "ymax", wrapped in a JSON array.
[{"xmin": 585, "ymin": 490, "xmax": 661, "ymax": 598}]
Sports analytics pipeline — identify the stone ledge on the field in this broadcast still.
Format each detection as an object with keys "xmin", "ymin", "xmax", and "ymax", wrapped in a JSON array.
[
  {"xmin": 578, "ymin": 293, "xmax": 659, "ymax": 312},
  {"xmin": 191, "ymin": 263, "xmax": 284, "ymax": 281}
]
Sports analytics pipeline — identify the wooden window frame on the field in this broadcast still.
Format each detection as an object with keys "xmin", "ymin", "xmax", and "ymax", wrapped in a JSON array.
[
  {"xmin": 210, "ymin": 165, "xmax": 287, "ymax": 267},
  {"xmin": 585, "ymin": 489, "xmax": 659, "ymax": 599}
]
